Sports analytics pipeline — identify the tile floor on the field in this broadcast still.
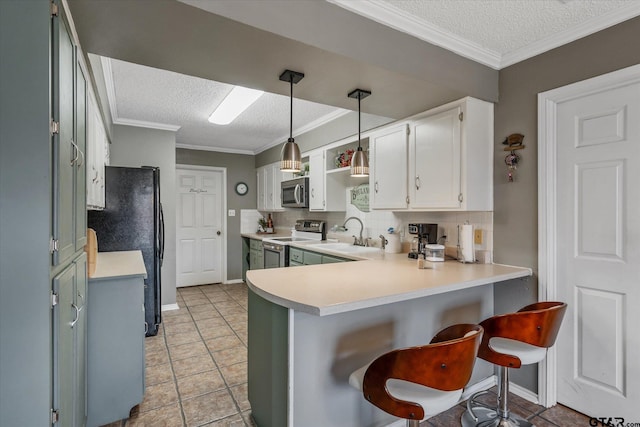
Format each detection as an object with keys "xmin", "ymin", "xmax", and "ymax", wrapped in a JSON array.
[{"xmin": 104, "ymin": 283, "xmax": 594, "ymax": 427}]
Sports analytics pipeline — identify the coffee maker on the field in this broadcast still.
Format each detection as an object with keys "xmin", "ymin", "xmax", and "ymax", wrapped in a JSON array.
[{"xmin": 407, "ymin": 223, "xmax": 438, "ymax": 259}]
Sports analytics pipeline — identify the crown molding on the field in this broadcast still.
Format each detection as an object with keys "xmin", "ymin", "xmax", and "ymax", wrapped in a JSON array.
[
  {"xmin": 327, "ymin": 0, "xmax": 502, "ymax": 69},
  {"xmin": 328, "ymin": 0, "xmax": 640, "ymax": 70},
  {"xmin": 257, "ymin": 108, "xmax": 351, "ymax": 154},
  {"xmin": 500, "ymin": 2, "xmax": 640, "ymax": 68},
  {"xmin": 176, "ymin": 143, "xmax": 255, "ymax": 155},
  {"xmin": 101, "ymin": 57, "xmax": 181, "ymax": 132}
]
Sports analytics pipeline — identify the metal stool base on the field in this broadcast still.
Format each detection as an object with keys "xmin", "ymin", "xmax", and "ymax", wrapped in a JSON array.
[{"xmin": 462, "ymin": 406, "xmax": 534, "ymax": 427}]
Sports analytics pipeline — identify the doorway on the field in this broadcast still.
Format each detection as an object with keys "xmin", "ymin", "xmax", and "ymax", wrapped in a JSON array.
[
  {"xmin": 538, "ymin": 64, "xmax": 640, "ymax": 418},
  {"xmin": 176, "ymin": 166, "xmax": 227, "ymax": 287}
]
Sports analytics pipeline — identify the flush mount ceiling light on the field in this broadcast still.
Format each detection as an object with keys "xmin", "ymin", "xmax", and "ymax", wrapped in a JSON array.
[
  {"xmin": 279, "ymin": 69, "xmax": 305, "ymax": 172},
  {"xmin": 208, "ymin": 86, "xmax": 264, "ymax": 125},
  {"xmin": 348, "ymin": 88, "xmax": 371, "ymax": 177}
]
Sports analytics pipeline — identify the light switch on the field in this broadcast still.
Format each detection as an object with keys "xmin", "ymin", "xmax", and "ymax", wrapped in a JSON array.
[{"xmin": 228, "ymin": 209, "xmax": 236, "ymax": 217}]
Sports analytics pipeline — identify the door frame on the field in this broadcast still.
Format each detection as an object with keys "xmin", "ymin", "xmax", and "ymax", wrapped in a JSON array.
[
  {"xmin": 537, "ymin": 63, "xmax": 640, "ymax": 407},
  {"xmin": 176, "ymin": 164, "xmax": 228, "ymax": 284}
]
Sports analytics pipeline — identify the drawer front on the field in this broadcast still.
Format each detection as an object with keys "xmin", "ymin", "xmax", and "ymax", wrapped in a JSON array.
[
  {"xmin": 250, "ymin": 239, "xmax": 262, "ymax": 250},
  {"xmin": 289, "ymin": 261, "xmax": 303, "ymax": 267},
  {"xmin": 289, "ymin": 248, "xmax": 304, "ymax": 264}
]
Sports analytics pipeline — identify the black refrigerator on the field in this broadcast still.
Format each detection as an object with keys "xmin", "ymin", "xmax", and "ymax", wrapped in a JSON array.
[{"xmin": 88, "ymin": 166, "xmax": 164, "ymax": 337}]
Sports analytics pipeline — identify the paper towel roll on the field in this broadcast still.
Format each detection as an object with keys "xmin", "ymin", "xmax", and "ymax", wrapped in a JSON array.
[
  {"xmin": 385, "ymin": 233, "xmax": 401, "ymax": 254},
  {"xmin": 459, "ymin": 224, "xmax": 475, "ymax": 263}
]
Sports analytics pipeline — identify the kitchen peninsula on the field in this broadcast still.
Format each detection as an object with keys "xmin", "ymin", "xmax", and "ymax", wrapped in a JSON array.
[{"xmin": 246, "ymin": 243, "xmax": 531, "ymax": 427}]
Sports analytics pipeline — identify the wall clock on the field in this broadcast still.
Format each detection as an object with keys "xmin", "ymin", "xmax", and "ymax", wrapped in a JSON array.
[{"xmin": 235, "ymin": 182, "xmax": 248, "ymax": 196}]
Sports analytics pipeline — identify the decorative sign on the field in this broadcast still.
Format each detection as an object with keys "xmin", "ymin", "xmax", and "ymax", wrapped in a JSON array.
[{"xmin": 350, "ymin": 184, "xmax": 369, "ymax": 212}]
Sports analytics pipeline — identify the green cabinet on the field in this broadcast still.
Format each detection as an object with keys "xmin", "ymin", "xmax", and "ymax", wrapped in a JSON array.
[
  {"xmin": 249, "ymin": 239, "xmax": 264, "ymax": 270},
  {"xmin": 52, "ymin": 253, "xmax": 87, "ymax": 427},
  {"xmin": 289, "ymin": 248, "xmax": 350, "ymax": 266}
]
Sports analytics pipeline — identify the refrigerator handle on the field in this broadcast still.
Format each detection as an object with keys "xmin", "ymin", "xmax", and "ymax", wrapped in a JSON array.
[{"xmin": 159, "ymin": 203, "xmax": 165, "ymax": 267}]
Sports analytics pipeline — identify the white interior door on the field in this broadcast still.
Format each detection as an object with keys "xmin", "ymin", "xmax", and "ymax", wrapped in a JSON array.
[
  {"xmin": 176, "ymin": 168, "xmax": 225, "ymax": 287},
  {"xmin": 549, "ymin": 70, "xmax": 640, "ymax": 419}
]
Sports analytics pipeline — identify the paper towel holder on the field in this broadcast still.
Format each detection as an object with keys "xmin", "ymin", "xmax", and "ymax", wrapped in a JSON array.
[{"xmin": 457, "ymin": 223, "xmax": 476, "ymax": 263}]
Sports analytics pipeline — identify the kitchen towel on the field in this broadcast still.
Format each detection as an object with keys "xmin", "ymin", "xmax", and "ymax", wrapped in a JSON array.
[{"xmin": 459, "ymin": 224, "xmax": 475, "ymax": 263}]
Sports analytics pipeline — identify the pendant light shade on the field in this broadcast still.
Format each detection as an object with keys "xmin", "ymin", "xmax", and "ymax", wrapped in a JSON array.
[
  {"xmin": 279, "ymin": 70, "xmax": 305, "ymax": 172},
  {"xmin": 348, "ymin": 89, "xmax": 371, "ymax": 177}
]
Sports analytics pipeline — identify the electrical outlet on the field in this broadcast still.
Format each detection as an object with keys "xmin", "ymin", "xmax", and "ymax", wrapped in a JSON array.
[{"xmin": 474, "ymin": 229, "xmax": 483, "ymax": 245}]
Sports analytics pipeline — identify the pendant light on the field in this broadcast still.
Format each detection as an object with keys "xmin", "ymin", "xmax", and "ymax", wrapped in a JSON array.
[
  {"xmin": 348, "ymin": 88, "xmax": 371, "ymax": 177},
  {"xmin": 279, "ymin": 69, "xmax": 305, "ymax": 172}
]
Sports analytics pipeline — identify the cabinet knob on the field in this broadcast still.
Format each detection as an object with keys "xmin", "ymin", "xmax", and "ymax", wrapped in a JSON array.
[
  {"xmin": 415, "ymin": 175, "xmax": 421, "ymax": 190},
  {"xmin": 217, "ymin": 231, "xmax": 221, "ymax": 236}
]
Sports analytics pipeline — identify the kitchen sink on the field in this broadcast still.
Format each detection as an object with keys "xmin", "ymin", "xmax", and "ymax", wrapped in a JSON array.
[{"xmin": 307, "ymin": 242, "xmax": 381, "ymax": 254}]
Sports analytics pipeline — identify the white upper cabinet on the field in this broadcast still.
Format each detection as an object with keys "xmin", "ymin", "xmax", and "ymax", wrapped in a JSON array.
[
  {"xmin": 257, "ymin": 162, "xmax": 289, "ymax": 212},
  {"xmin": 410, "ymin": 107, "xmax": 462, "ymax": 209},
  {"xmin": 369, "ymin": 123, "xmax": 409, "ymax": 209},
  {"xmin": 308, "ymin": 151, "xmax": 325, "ymax": 211},
  {"xmin": 369, "ymin": 97, "xmax": 493, "ymax": 211}
]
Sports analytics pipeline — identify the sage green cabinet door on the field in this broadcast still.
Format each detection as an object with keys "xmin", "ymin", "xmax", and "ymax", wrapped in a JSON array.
[
  {"xmin": 52, "ymin": 263, "xmax": 76, "ymax": 427},
  {"xmin": 303, "ymin": 251, "xmax": 322, "ymax": 265},
  {"xmin": 52, "ymin": 10, "xmax": 76, "ymax": 266},
  {"xmin": 74, "ymin": 254, "xmax": 88, "ymax": 427},
  {"xmin": 74, "ymin": 62, "xmax": 87, "ymax": 252}
]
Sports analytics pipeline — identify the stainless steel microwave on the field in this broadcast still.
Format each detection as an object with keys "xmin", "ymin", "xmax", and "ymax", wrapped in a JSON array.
[{"xmin": 281, "ymin": 177, "xmax": 309, "ymax": 208}]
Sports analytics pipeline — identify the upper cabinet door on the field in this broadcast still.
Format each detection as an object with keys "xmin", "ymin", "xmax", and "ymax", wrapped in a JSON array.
[
  {"xmin": 308, "ymin": 151, "xmax": 325, "ymax": 211},
  {"xmin": 410, "ymin": 107, "xmax": 462, "ymax": 209},
  {"xmin": 52, "ymin": 10, "xmax": 77, "ymax": 266},
  {"xmin": 370, "ymin": 124, "xmax": 409, "ymax": 209},
  {"xmin": 74, "ymin": 61, "xmax": 87, "ymax": 251}
]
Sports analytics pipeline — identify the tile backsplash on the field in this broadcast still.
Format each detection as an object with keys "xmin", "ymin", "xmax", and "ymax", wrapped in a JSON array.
[{"xmin": 264, "ymin": 187, "xmax": 493, "ymax": 259}]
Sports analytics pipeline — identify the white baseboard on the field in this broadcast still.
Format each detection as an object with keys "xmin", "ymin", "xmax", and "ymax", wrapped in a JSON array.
[
  {"xmin": 161, "ymin": 303, "xmax": 180, "ymax": 312},
  {"xmin": 510, "ymin": 382, "xmax": 539, "ymax": 405},
  {"xmin": 223, "ymin": 279, "xmax": 244, "ymax": 285}
]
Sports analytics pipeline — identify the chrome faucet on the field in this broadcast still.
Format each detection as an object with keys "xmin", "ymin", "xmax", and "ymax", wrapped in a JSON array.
[
  {"xmin": 343, "ymin": 217, "xmax": 365, "ymax": 246},
  {"xmin": 379, "ymin": 234, "xmax": 388, "ymax": 250}
]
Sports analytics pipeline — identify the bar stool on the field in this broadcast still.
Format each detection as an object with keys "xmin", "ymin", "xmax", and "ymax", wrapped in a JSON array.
[
  {"xmin": 349, "ymin": 323, "xmax": 483, "ymax": 427},
  {"xmin": 462, "ymin": 301, "xmax": 567, "ymax": 427}
]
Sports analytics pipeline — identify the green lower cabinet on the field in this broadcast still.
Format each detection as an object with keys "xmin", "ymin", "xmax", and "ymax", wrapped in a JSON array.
[
  {"xmin": 302, "ymin": 250, "xmax": 322, "ymax": 265},
  {"xmin": 249, "ymin": 239, "xmax": 263, "ymax": 270},
  {"xmin": 247, "ymin": 290, "xmax": 288, "ymax": 427},
  {"xmin": 289, "ymin": 261, "xmax": 303, "ymax": 267},
  {"xmin": 321, "ymin": 254, "xmax": 348, "ymax": 264}
]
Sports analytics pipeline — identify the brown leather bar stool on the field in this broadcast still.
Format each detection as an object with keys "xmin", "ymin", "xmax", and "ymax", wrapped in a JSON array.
[
  {"xmin": 462, "ymin": 301, "xmax": 567, "ymax": 427},
  {"xmin": 349, "ymin": 323, "xmax": 483, "ymax": 427}
]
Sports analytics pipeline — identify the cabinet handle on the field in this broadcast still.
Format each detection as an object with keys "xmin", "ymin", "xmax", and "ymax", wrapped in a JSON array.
[
  {"xmin": 415, "ymin": 175, "xmax": 421, "ymax": 190},
  {"xmin": 92, "ymin": 169, "xmax": 99, "ymax": 183},
  {"xmin": 77, "ymin": 148, "xmax": 85, "ymax": 168},
  {"xmin": 375, "ymin": 181, "xmax": 379, "ymax": 193},
  {"xmin": 77, "ymin": 292, "xmax": 85, "ymax": 311},
  {"xmin": 311, "ymin": 188, "xmax": 315, "ymax": 198},
  {"xmin": 71, "ymin": 303, "xmax": 79, "ymax": 328},
  {"xmin": 144, "ymin": 322, "xmax": 149, "ymax": 334},
  {"xmin": 70, "ymin": 140, "xmax": 79, "ymax": 165}
]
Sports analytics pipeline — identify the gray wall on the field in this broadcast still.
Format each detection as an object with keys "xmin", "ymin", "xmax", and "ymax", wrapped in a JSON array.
[
  {"xmin": 0, "ymin": 1, "xmax": 52, "ymax": 425},
  {"xmin": 176, "ymin": 149, "xmax": 256, "ymax": 280},
  {"xmin": 110, "ymin": 125, "xmax": 177, "ymax": 306},
  {"xmin": 256, "ymin": 112, "xmax": 393, "ymax": 167},
  {"xmin": 493, "ymin": 16, "xmax": 640, "ymax": 391}
]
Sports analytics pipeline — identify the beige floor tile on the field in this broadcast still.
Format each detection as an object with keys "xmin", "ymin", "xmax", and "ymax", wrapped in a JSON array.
[
  {"xmin": 205, "ymin": 293, "xmax": 233, "ymax": 303},
  {"xmin": 212, "ymin": 346, "xmax": 247, "ymax": 367},
  {"xmin": 181, "ymin": 389, "xmax": 238, "ymax": 427},
  {"xmin": 188, "ymin": 303, "xmax": 216, "ymax": 313},
  {"xmin": 163, "ymin": 313, "xmax": 194, "ymax": 326},
  {"xmin": 229, "ymin": 383, "xmax": 250, "ymax": 411},
  {"xmin": 163, "ymin": 307, "xmax": 190, "ymax": 318},
  {"xmin": 164, "ymin": 321, "xmax": 198, "ymax": 336},
  {"xmin": 172, "ymin": 354, "xmax": 216, "ymax": 378},
  {"xmin": 168, "ymin": 340, "xmax": 208, "ymax": 362},
  {"xmin": 145, "ymin": 363, "xmax": 173, "ymax": 386},
  {"xmin": 191, "ymin": 309, "xmax": 221, "ymax": 321},
  {"xmin": 205, "ymin": 335, "xmax": 244, "ymax": 352},
  {"xmin": 204, "ymin": 413, "xmax": 245, "ymax": 427},
  {"xmin": 145, "ymin": 347, "xmax": 169, "ymax": 365},
  {"xmin": 177, "ymin": 370, "xmax": 226, "ymax": 400},
  {"xmin": 241, "ymin": 411, "xmax": 257, "ymax": 427},
  {"xmin": 125, "ymin": 402, "xmax": 183, "ymax": 427},
  {"xmin": 538, "ymin": 404, "xmax": 593, "ymax": 426},
  {"xmin": 138, "ymin": 381, "xmax": 179, "ymax": 413},
  {"xmin": 219, "ymin": 362, "xmax": 247, "ymax": 386},
  {"xmin": 179, "ymin": 287, "xmax": 205, "ymax": 295},
  {"xmin": 195, "ymin": 317, "xmax": 227, "ymax": 329},
  {"xmin": 199, "ymin": 325, "xmax": 234, "ymax": 340},
  {"xmin": 183, "ymin": 297, "xmax": 211, "ymax": 307},
  {"xmin": 165, "ymin": 331, "xmax": 202, "ymax": 347},
  {"xmin": 213, "ymin": 301, "xmax": 243, "ymax": 310},
  {"xmin": 425, "ymin": 403, "xmax": 466, "ymax": 426}
]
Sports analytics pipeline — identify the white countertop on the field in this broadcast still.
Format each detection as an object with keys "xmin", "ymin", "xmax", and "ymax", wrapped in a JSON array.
[
  {"xmin": 246, "ymin": 248, "xmax": 531, "ymax": 316},
  {"xmin": 91, "ymin": 251, "xmax": 147, "ymax": 280}
]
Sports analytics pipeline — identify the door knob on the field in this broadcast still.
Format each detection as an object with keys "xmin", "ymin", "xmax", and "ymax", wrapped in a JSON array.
[{"xmin": 217, "ymin": 231, "xmax": 221, "ymax": 236}]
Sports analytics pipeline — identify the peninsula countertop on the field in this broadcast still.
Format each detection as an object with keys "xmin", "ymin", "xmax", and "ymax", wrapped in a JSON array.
[{"xmin": 246, "ymin": 246, "xmax": 532, "ymax": 316}]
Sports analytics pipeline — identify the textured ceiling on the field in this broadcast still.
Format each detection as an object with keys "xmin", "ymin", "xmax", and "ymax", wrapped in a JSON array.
[
  {"xmin": 381, "ymin": 0, "xmax": 635, "ymax": 54},
  {"xmin": 104, "ymin": 56, "xmax": 359, "ymax": 154}
]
